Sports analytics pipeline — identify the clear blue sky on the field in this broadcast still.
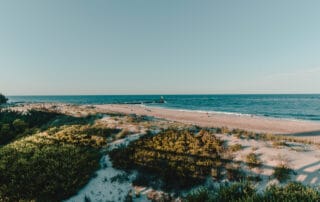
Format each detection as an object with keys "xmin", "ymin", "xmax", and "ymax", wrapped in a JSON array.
[{"xmin": 1, "ymin": 0, "xmax": 320, "ymax": 95}]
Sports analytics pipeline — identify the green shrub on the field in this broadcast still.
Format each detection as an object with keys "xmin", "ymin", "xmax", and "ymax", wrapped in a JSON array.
[
  {"xmin": 12, "ymin": 119, "xmax": 28, "ymax": 133},
  {"xmin": 0, "ymin": 110, "xmax": 61, "ymax": 144},
  {"xmin": 245, "ymin": 152, "xmax": 261, "ymax": 169},
  {"xmin": 216, "ymin": 127, "xmax": 230, "ymax": 134},
  {"xmin": 262, "ymin": 182, "xmax": 320, "ymax": 201},
  {"xmin": 229, "ymin": 143, "xmax": 243, "ymax": 152},
  {"xmin": 225, "ymin": 163, "xmax": 245, "ymax": 181},
  {"xmin": 84, "ymin": 195, "xmax": 91, "ymax": 202},
  {"xmin": 185, "ymin": 182, "xmax": 320, "ymax": 202},
  {"xmin": 110, "ymin": 129, "xmax": 224, "ymax": 190},
  {"xmin": 0, "ymin": 124, "xmax": 12, "ymax": 144},
  {"xmin": 215, "ymin": 181, "xmax": 256, "ymax": 201},
  {"xmin": 185, "ymin": 181, "xmax": 256, "ymax": 202},
  {"xmin": 0, "ymin": 94, "xmax": 8, "ymax": 104},
  {"xmin": 185, "ymin": 187, "xmax": 212, "ymax": 202},
  {"xmin": 272, "ymin": 163, "xmax": 293, "ymax": 182},
  {"xmin": 0, "ymin": 128, "xmax": 102, "ymax": 201},
  {"xmin": 246, "ymin": 175, "xmax": 262, "ymax": 182}
]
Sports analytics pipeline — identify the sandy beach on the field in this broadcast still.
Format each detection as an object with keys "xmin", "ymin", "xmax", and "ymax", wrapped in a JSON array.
[
  {"xmin": 96, "ymin": 104, "xmax": 320, "ymax": 142},
  {"xmin": 4, "ymin": 102, "xmax": 320, "ymax": 201},
  {"xmin": 3, "ymin": 2, "xmax": 320, "ymax": 200}
]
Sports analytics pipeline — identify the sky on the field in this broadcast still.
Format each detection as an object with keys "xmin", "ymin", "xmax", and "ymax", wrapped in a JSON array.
[{"xmin": 0, "ymin": 0, "xmax": 320, "ymax": 95}]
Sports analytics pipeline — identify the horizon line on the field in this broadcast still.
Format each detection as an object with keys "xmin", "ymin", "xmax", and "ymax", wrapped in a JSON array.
[{"xmin": 7, "ymin": 93, "xmax": 320, "ymax": 96}]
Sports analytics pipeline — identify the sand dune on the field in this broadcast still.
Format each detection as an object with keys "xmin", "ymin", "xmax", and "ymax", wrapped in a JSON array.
[{"xmin": 96, "ymin": 104, "xmax": 320, "ymax": 143}]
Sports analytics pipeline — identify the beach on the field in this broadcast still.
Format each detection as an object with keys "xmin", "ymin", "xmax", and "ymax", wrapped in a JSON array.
[
  {"xmin": 96, "ymin": 104, "xmax": 320, "ymax": 142},
  {"xmin": 11, "ymin": 102, "xmax": 320, "ymax": 143},
  {"xmin": 4, "ymin": 102, "xmax": 320, "ymax": 201},
  {"xmin": 3, "ymin": 1, "xmax": 320, "ymax": 200}
]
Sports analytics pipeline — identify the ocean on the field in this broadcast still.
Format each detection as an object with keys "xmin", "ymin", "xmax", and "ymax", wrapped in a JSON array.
[{"xmin": 7, "ymin": 94, "xmax": 320, "ymax": 121}]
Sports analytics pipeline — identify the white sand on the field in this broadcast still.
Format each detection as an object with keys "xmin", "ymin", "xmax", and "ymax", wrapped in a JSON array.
[
  {"xmin": 217, "ymin": 134, "xmax": 320, "ymax": 190},
  {"xmin": 65, "ymin": 155, "xmax": 135, "ymax": 202},
  {"xmin": 65, "ymin": 134, "xmax": 143, "ymax": 202}
]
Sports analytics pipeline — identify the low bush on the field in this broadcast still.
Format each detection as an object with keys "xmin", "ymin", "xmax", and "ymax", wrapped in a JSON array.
[
  {"xmin": 0, "ymin": 133, "xmax": 101, "ymax": 201},
  {"xmin": 184, "ymin": 182, "xmax": 320, "ymax": 202},
  {"xmin": 229, "ymin": 143, "xmax": 243, "ymax": 152},
  {"xmin": 0, "ymin": 110, "xmax": 61, "ymax": 144},
  {"xmin": 185, "ymin": 181, "xmax": 256, "ymax": 202},
  {"xmin": 185, "ymin": 187, "xmax": 212, "ymax": 202},
  {"xmin": 0, "ymin": 94, "xmax": 8, "ymax": 104},
  {"xmin": 262, "ymin": 182, "xmax": 320, "ymax": 201},
  {"xmin": 225, "ymin": 163, "xmax": 246, "ymax": 181},
  {"xmin": 0, "ymin": 110, "xmax": 108, "ymax": 201},
  {"xmin": 216, "ymin": 127, "xmax": 230, "ymax": 134},
  {"xmin": 246, "ymin": 175, "xmax": 262, "ymax": 182},
  {"xmin": 0, "ymin": 109, "xmax": 95, "ymax": 145},
  {"xmin": 110, "ymin": 129, "xmax": 225, "ymax": 190},
  {"xmin": 273, "ymin": 163, "xmax": 293, "ymax": 182},
  {"xmin": 245, "ymin": 152, "xmax": 261, "ymax": 169}
]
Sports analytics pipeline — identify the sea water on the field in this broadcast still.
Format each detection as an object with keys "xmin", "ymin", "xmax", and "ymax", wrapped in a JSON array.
[{"xmin": 8, "ymin": 94, "xmax": 320, "ymax": 121}]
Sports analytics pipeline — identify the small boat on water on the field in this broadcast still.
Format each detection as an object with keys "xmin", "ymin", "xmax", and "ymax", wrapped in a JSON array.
[{"xmin": 157, "ymin": 96, "xmax": 165, "ymax": 103}]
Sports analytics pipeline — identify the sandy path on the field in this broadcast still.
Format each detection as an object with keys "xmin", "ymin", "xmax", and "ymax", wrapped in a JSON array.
[
  {"xmin": 95, "ymin": 104, "xmax": 320, "ymax": 142},
  {"xmin": 65, "ymin": 133, "xmax": 142, "ymax": 202}
]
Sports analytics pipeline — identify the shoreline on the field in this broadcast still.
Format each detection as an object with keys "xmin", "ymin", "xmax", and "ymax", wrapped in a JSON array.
[
  {"xmin": 9, "ymin": 100, "xmax": 320, "ymax": 123},
  {"xmin": 95, "ymin": 104, "xmax": 320, "ymax": 139},
  {"xmin": 144, "ymin": 104, "xmax": 320, "ymax": 124},
  {"xmin": 8, "ymin": 102, "xmax": 320, "ymax": 142}
]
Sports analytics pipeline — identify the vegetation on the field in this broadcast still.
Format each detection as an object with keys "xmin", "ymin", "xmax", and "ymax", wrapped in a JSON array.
[
  {"xmin": 273, "ymin": 163, "xmax": 293, "ymax": 182},
  {"xmin": 185, "ymin": 187, "xmax": 212, "ymax": 202},
  {"xmin": 0, "ymin": 133, "xmax": 101, "ymax": 201},
  {"xmin": 225, "ymin": 163, "xmax": 245, "ymax": 181},
  {"xmin": 245, "ymin": 152, "xmax": 261, "ymax": 169},
  {"xmin": 210, "ymin": 125, "xmax": 320, "ymax": 146},
  {"xmin": 109, "ymin": 129, "xmax": 227, "ymax": 190},
  {"xmin": 185, "ymin": 182, "xmax": 320, "ymax": 202},
  {"xmin": 0, "ymin": 109, "xmax": 101, "ymax": 145},
  {"xmin": 262, "ymin": 182, "xmax": 320, "ymax": 201},
  {"xmin": 0, "ymin": 109, "xmax": 118, "ymax": 201},
  {"xmin": 0, "ymin": 110, "xmax": 60, "ymax": 145},
  {"xmin": 272, "ymin": 154, "xmax": 293, "ymax": 182},
  {"xmin": 229, "ymin": 143, "xmax": 243, "ymax": 152},
  {"xmin": 229, "ymin": 127, "xmax": 318, "ymax": 146},
  {"xmin": 0, "ymin": 94, "xmax": 8, "ymax": 104},
  {"xmin": 185, "ymin": 182, "xmax": 255, "ymax": 202},
  {"xmin": 0, "ymin": 107, "xmax": 318, "ymax": 201},
  {"xmin": 272, "ymin": 140, "xmax": 289, "ymax": 148}
]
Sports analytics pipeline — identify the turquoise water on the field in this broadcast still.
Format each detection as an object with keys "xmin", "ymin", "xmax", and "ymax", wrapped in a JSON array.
[{"xmin": 8, "ymin": 94, "xmax": 320, "ymax": 121}]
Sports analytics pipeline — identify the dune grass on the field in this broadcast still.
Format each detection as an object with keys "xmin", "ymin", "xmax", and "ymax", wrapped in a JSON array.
[
  {"xmin": 0, "ymin": 109, "xmax": 119, "ymax": 201},
  {"xmin": 185, "ymin": 181, "xmax": 320, "ymax": 202},
  {"xmin": 109, "ymin": 128, "xmax": 226, "ymax": 190}
]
